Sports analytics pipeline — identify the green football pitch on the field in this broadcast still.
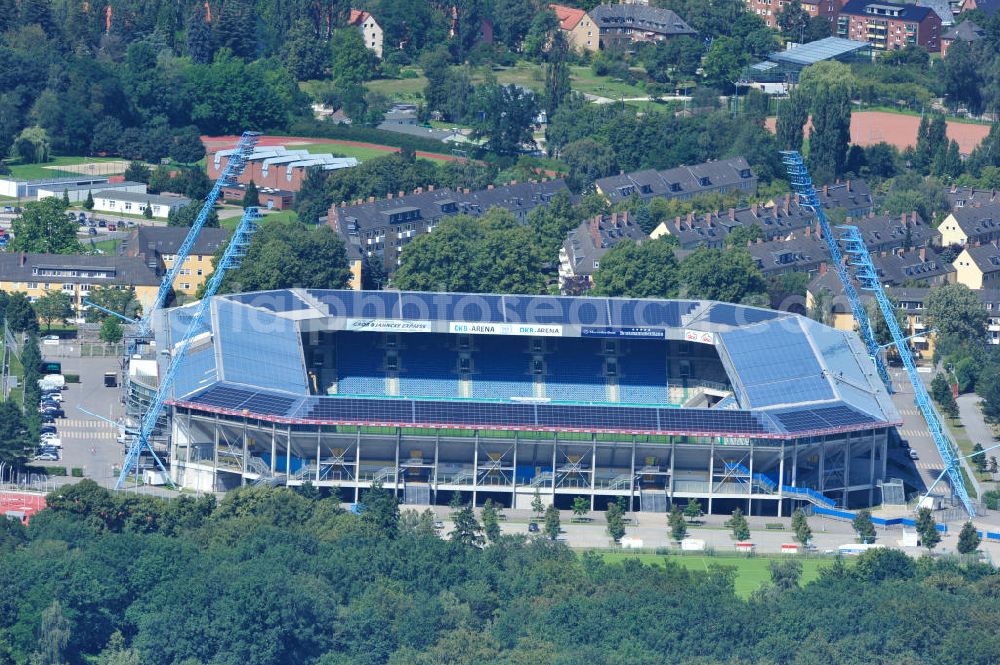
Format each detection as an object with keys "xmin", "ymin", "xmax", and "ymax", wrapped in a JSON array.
[{"xmin": 599, "ymin": 552, "xmax": 840, "ymax": 598}]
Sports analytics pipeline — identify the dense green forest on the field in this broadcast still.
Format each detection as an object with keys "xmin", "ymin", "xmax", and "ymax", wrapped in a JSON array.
[{"xmin": 0, "ymin": 480, "xmax": 998, "ymax": 664}]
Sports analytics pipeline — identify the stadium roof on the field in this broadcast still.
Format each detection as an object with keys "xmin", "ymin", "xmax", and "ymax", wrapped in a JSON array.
[
  {"xmin": 158, "ymin": 290, "xmax": 900, "ymax": 439},
  {"xmin": 769, "ymin": 37, "xmax": 871, "ymax": 67}
]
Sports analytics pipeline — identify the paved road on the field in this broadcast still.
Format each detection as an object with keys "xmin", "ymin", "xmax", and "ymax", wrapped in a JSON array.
[
  {"xmin": 888, "ymin": 368, "xmax": 939, "ymax": 494},
  {"xmin": 957, "ymin": 393, "xmax": 997, "ymax": 450}
]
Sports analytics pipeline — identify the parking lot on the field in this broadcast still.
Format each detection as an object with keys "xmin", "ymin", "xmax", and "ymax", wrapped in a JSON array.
[{"xmin": 35, "ymin": 351, "xmax": 127, "ymax": 488}]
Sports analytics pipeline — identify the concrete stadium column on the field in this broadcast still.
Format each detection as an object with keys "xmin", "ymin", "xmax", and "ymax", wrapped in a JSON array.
[
  {"xmin": 590, "ymin": 435, "xmax": 597, "ymax": 511},
  {"xmin": 629, "ymin": 435, "xmax": 637, "ymax": 513},
  {"xmin": 819, "ymin": 442, "xmax": 826, "ymax": 493},
  {"xmin": 212, "ymin": 414, "xmax": 220, "ymax": 493},
  {"xmin": 777, "ymin": 442, "xmax": 785, "ymax": 517},
  {"xmin": 669, "ymin": 437, "xmax": 676, "ymax": 501},
  {"xmin": 748, "ymin": 440, "xmax": 755, "ymax": 516},
  {"xmin": 433, "ymin": 432, "xmax": 440, "ymax": 505},
  {"xmin": 270, "ymin": 423, "xmax": 276, "ymax": 474},
  {"xmin": 792, "ymin": 440, "xmax": 798, "ymax": 490},
  {"xmin": 186, "ymin": 413, "xmax": 193, "ymax": 466},
  {"xmin": 510, "ymin": 433, "xmax": 519, "ymax": 509},
  {"xmin": 842, "ymin": 436, "xmax": 851, "ymax": 508},
  {"xmin": 881, "ymin": 431, "xmax": 887, "ymax": 481},
  {"xmin": 707, "ymin": 438, "xmax": 715, "ymax": 515},
  {"xmin": 394, "ymin": 429, "xmax": 401, "ymax": 499},
  {"xmin": 241, "ymin": 417, "xmax": 249, "ymax": 487},
  {"xmin": 286, "ymin": 425, "xmax": 292, "ymax": 481},
  {"xmin": 551, "ymin": 437, "xmax": 558, "ymax": 498},
  {"xmin": 354, "ymin": 428, "xmax": 362, "ymax": 503},
  {"xmin": 869, "ymin": 429, "xmax": 877, "ymax": 506},
  {"xmin": 316, "ymin": 426, "xmax": 322, "ymax": 484},
  {"xmin": 472, "ymin": 432, "xmax": 480, "ymax": 507}
]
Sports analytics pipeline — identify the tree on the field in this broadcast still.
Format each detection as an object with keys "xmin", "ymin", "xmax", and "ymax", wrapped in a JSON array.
[
  {"xmin": 724, "ymin": 224, "xmax": 764, "ymax": 249},
  {"xmin": 213, "ymin": 1, "xmax": 256, "ymax": 59},
  {"xmin": 481, "ymin": 499, "xmax": 500, "ymax": 543},
  {"xmin": 931, "ymin": 374, "xmax": 959, "ymax": 418},
  {"xmin": 683, "ymin": 498, "xmax": 703, "ymax": 522},
  {"xmin": 97, "ymin": 631, "xmax": 141, "ymax": 665},
  {"xmin": 360, "ymin": 481, "xmax": 399, "ymax": 537},
  {"xmin": 33, "ymin": 600, "xmax": 70, "ymax": 665},
  {"xmin": 124, "ymin": 160, "xmax": 151, "ymax": 184},
  {"xmin": 926, "ymin": 284, "xmax": 988, "ymax": 351},
  {"xmin": 591, "ymin": 237, "xmax": 680, "ymax": 299},
  {"xmin": 282, "ymin": 19, "xmax": 328, "ymax": 81},
  {"xmin": 543, "ymin": 504, "xmax": 561, "ymax": 541},
  {"xmin": 242, "ymin": 180, "xmax": 259, "ymax": 208},
  {"xmin": 808, "ymin": 86, "xmax": 851, "ymax": 185},
  {"xmin": 4, "ymin": 292, "xmax": 39, "ymax": 333},
  {"xmin": 10, "ymin": 125, "xmax": 50, "ymax": 163},
  {"xmin": 726, "ymin": 507, "xmax": 750, "ymax": 541},
  {"xmin": 84, "ymin": 191, "xmax": 94, "ymax": 210},
  {"xmin": 679, "ymin": 248, "xmax": 767, "ymax": 304},
  {"xmin": 702, "ymin": 36, "xmax": 749, "ymax": 88},
  {"xmin": 915, "ymin": 114, "xmax": 948, "ymax": 174},
  {"xmin": 61, "ymin": 189, "xmax": 69, "ymax": 206},
  {"xmin": 393, "ymin": 211, "xmax": 544, "ymax": 294},
  {"xmin": 544, "ymin": 31, "xmax": 571, "ymax": 119},
  {"xmin": 0, "ymin": 401, "xmax": 33, "ymax": 466},
  {"xmin": 186, "ymin": 4, "xmax": 215, "ymax": 64},
  {"xmin": 450, "ymin": 504, "xmax": 485, "ymax": 548},
  {"xmin": 560, "ymin": 138, "xmax": 617, "ymax": 193},
  {"xmin": 775, "ymin": 90, "xmax": 808, "ymax": 153},
  {"xmin": 606, "ymin": 500, "xmax": 625, "ymax": 542},
  {"xmin": 915, "ymin": 507, "xmax": 941, "ymax": 552},
  {"xmin": 169, "ymin": 126, "xmax": 206, "ymax": 164},
  {"xmin": 852, "ymin": 509, "xmax": 877, "ymax": 544},
  {"xmin": 32, "ymin": 290, "xmax": 73, "ymax": 331},
  {"xmin": 218, "ymin": 222, "xmax": 352, "ymax": 294},
  {"xmin": 791, "ymin": 508, "xmax": 812, "ymax": 546},
  {"xmin": 669, "ymin": 505, "xmax": 687, "ymax": 542},
  {"xmin": 797, "ymin": 61, "xmax": 854, "ymax": 100},
  {"xmin": 330, "ymin": 27, "xmax": 378, "ymax": 87},
  {"xmin": 10, "ymin": 198, "xmax": 77, "ymax": 253},
  {"xmin": 143, "ymin": 202, "xmax": 153, "ymax": 219},
  {"xmin": 971, "ymin": 443, "xmax": 988, "ymax": 474},
  {"xmin": 168, "ymin": 202, "xmax": 219, "ymax": 228},
  {"xmin": 469, "ymin": 83, "xmax": 539, "ymax": 156},
  {"xmin": 84, "ymin": 286, "xmax": 140, "ymax": 323},
  {"xmin": 531, "ymin": 488, "xmax": 544, "ymax": 519},
  {"xmin": 768, "ymin": 559, "xmax": 803, "ymax": 592},
  {"xmin": 493, "ymin": 0, "xmax": 534, "ymax": 50},
  {"xmin": 99, "ymin": 317, "xmax": 123, "ymax": 344},
  {"xmin": 776, "ymin": 0, "xmax": 809, "ymax": 39},
  {"xmin": 957, "ymin": 520, "xmax": 981, "ymax": 555},
  {"xmin": 941, "ymin": 38, "xmax": 982, "ymax": 115},
  {"xmin": 571, "ymin": 497, "xmax": 589, "ymax": 521},
  {"xmin": 448, "ymin": 490, "xmax": 464, "ymax": 514},
  {"xmin": 980, "ymin": 373, "xmax": 1000, "ymax": 424}
]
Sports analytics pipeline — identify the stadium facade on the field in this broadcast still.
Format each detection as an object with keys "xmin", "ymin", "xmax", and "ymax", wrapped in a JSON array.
[{"xmin": 149, "ymin": 289, "xmax": 901, "ymax": 515}]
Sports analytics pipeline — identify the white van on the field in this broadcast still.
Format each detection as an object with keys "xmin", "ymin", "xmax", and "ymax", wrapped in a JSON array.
[{"xmin": 38, "ymin": 374, "xmax": 66, "ymax": 390}]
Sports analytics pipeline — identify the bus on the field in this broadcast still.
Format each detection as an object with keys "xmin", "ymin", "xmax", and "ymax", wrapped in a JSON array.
[{"xmin": 39, "ymin": 361, "xmax": 61, "ymax": 375}]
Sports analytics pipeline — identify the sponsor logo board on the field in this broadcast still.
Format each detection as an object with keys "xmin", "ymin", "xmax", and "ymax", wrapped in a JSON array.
[
  {"xmin": 684, "ymin": 329, "xmax": 715, "ymax": 345},
  {"xmin": 345, "ymin": 318, "xmax": 433, "ymax": 333},
  {"xmin": 449, "ymin": 322, "xmax": 563, "ymax": 336},
  {"xmin": 581, "ymin": 326, "xmax": 664, "ymax": 339}
]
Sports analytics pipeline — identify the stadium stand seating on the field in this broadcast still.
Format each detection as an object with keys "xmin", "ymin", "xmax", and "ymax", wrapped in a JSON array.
[
  {"xmin": 618, "ymin": 340, "xmax": 667, "ymax": 404},
  {"xmin": 335, "ymin": 332, "xmax": 385, "ymax": 395},
  {"xmin": 398, "ymin": 336, "xmax": 459, "ymax": 399},
  {"xmin": 470, "ymin": 337, "xmax": 533, "ymax": 399},
  {"xmin": 544, "ymin": 339, "xmax": 606, "ymax": 402}
]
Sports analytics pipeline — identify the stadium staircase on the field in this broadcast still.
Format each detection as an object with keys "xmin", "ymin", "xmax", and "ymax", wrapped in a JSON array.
[
  {"xmin": 608, "ymin": 473, "xmax": 633, "ymax": 490},
  {"xmin": 723, "ymin": 462, "xmax": 777, "ymax": 493},
  {"xmin": 780, "ymin": 485, "xmax": 836, "ymax": 508},
  {"xmin": 403, "ymin": 484, "xmax": 430, "ymax": 505},
  {"xmin": 529, "ymin": 472, "xmax": 554, "ymax": 488},
  {"xmin": 373, "ymin": 466, "xmax": 397, "ymax": 483},
  {"xmin": 639, "ymin": 490, "xmax": 668, "ymax": 513}
]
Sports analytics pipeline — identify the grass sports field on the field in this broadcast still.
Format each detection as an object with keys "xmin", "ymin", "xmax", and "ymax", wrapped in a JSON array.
[
  {"xmin": 6, "ymin": 156, "xmax": 128, "ymax": 180},
  {"xmin": 600, "ymin": 552, "xmax": 841, "ymax": 598}
]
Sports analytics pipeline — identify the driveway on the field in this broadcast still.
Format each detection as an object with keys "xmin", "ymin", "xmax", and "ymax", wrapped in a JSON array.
[{"xmin": 957, "ymin": 393, "xmax": 997, "ymax": 449}]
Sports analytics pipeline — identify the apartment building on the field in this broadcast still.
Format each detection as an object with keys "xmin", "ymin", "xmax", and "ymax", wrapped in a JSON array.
[
  {"xmin": 125, "ymin": 226, "xmax": 230, "ymax": 297},
  {"xmin": 208, "ymin": 146, "xmax": 358, "ymax": 193},
  {"xmin": 836, "ymin": 0, "xmax": 941, "ymax": 51},
  {"xmin": 550, "ymin": 4, "xmax": 600, "ymax": 51},
  {"xmin": 559, "ymin": 211, "xmax": 646, "ymax": 294},
  {"xmin": 595, "ymin": 158, "xmax": 757, "ymax": 206},
  {"xmin": 938, "ymin": 202, "xmax": 1000, "ymax": 247}
]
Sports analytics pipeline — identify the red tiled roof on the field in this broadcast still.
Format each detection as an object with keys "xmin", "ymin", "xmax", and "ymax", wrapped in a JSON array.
[
  {"xmin": 348, "ymin": 9, "xmax": 370, "ymax": 25},
  {"xmin": 550, "ymin": 3, "xmax": 587, "ymax": 30}
]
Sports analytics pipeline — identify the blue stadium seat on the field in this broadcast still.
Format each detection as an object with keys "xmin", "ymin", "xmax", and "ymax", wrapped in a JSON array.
[
  {"xmin": 470, "ymin": 337, "xmax": 533, "ymax": 399},
  {"xmin": 617, "ymin": 340, "xmax": 667, "ymax": 404},
  {"xmin": 335, "ymin": 333, "xmax": 385, "ymax": 396},
  {"xmin": 398, "ymin": 336, "xmax": 459, "ymax": 399},
  {"xmin": 543, "ymin": 339, "xmax": 606, "ymax": 403}
]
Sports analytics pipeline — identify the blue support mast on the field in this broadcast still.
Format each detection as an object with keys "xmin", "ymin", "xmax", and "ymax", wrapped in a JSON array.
[
  {"xmin": 116, "ymin": 207, "xmax": 263, "ymax": 490},
  {"xmin": 780, "ymin": 151, "xmax": 893, "ymax": 393},
  {"xmin": 839, "ymin": 225, "xmax": 975, "ymax": 516},
  {"xmin": 135, "ymin": 131, "xmax": 259, "ymax": 338}
]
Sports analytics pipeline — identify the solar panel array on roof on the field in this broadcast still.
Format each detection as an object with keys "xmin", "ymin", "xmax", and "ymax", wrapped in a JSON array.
[
  {"xmin": 707, "ymin": 304, "xmax": 783, "ymax": 326},
  {"xmin": 771, "ymin": 404, "xmax": 874, "ymax": 432},
  {"xmin": 721, "ymin": 321, "xmax": 834, "ymax": 408},
  {"xmin": 214, "ymin": 299, "xmax": 308, "ymax": 394},
  {"xmin": 189, "ymin": 384, "xmax": 298, "ymax": 416},
  {"xmin": 229, "ymin": 290, "xmax": 308, "ymax": 312}
]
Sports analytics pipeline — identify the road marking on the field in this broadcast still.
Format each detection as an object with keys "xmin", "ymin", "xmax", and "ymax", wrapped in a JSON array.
[
  {"xmin": 915, "ymin": 463, "xmax": 944, "ymax": 471},
  {"xmin": 60, "ymin": 431, "xmax": 115, "ymax": 440}
]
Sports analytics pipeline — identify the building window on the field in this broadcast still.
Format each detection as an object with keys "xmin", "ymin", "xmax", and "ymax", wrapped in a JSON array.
[
  {"xmin": 180, "ymin": 283, "xmax": 191, "ymax": 290},
  {"xmin": 27, "ymin": 282, "xmax": 38, "ymax": 289}
]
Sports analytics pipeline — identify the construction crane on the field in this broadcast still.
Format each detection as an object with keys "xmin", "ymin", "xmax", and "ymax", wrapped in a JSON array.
[
  {"xmin": 781, "ymin": 152, "xmax": 892, "ymax": 392},
  {"xmin": 782, "ymin": 151, "xmax": 975, "ymax": 516},
  {"xmin": 116, "ymin": 206, "xmax": 263, "ymax": 489},
  {"xmin": 85, "ymin": 132, "xmax": 260, "ymax": 335}
]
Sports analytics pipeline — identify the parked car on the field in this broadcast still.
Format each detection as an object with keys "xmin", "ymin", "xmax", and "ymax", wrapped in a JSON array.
[
  {"xmin": 909, "ymin": 449, "xmax": 920, "ymax": 460},
  {"xmin": 899, "ymin": 440, "xmax": 909, "ymax": 449},
  {"xmin": 40, "ymin": 427, "xmax": 57, "ymax": 436},
  {"xmin": 40, "ymin": 407, "xmax": 65, "ymax": 418},
  {"xmin": 97, "ymin": 219, "xmax": 107, "ymax": 228},
  {"xmin": 88, "ymin": 219, "xmax": 96, "ymax": 227},
  {"xmin": 2, "ymin": 206, "xmax": 14, "ymax": 213},
  {"xmin": 40, "ymin": 414, "xmax": 55, "ymax": 424},
  {"xmin": 87, "ymin": 227, "xmax": 96, "ymax": 235},
  {"xmin": 107, "ymin": 223, "xmax": 117, "ymax": 231},
  {"xmin": 34, "ymin": 452, "xmax": 59, "ymax": 461},
  {"xmin": 528, "ymin": 522, "xmax": 539, "ymax": 533},
  {"xmin": 43, "ymin": 392, "xmax": 63, "ymax": 402},
  {"xmin": 78, "ymin": 212, "xmax": 87, "ymax": 222}
]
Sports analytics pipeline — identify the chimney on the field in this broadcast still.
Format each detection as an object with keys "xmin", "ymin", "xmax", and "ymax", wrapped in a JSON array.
[
  {"xmin": 728, "ymin": 208, "xmax": 736, "ymax": 221},
  {"xmin": 823, "ymin": 185, "xmax": 829, "ymax": 196},
  {"xmin": 20, "ymin": 252, "xmax": 26, "ymax": 266},
  {"xmin": 919, "ymin": 247, "xmax": 926, "ymax": 261},
  {"xmin": 750, "ymin": 203, "xmax": 758, "ymax": 216},
  {"xmin": 686, "ymin": 212, "xmax": 694, "ymax": 228},
  {"xmin": 611, "ymin": 212, "xmax": 618, "ymax": 225},
  {"xmin": 674, "ymin": 216, "xmax": 682, "ymax": 231},
  {"xmin": 784, "ymin": 193, "xmax": 790, "ymax": 214},
  {"xmin": 901, "ymin": 213, "xmax": 907, "ymax": 225},
  {"xmin": 847, "ymin": 179, "xmax": 852, "ymax": 192},
  {"xmin": 819, "ymin": 262, "xmax": 827, "ymax": 276},
  {"xmin": 464, "ymin": 188, "xmax": 471, "ymax": 194},
  {"xmin": 368, "ymin": 196, "xmax": 375, "ymax": 203},
  {"xmin": 846, "ymin": 216, "xmax": 853, "ymax": 224},
  {"xmin": 911, "ymin": 211, "xmax": 918, "ymax": 223},
  {"xmin": 705, "ymin": 213, "xmax": 713, "ymax": 227},
  {"xmin": 510, "ymin": 179, "xmax": 517, "ymax": 185},
  {"xmin": 805, "ymin": 225, "xmax": 811, "ymax": 237},
  {"xmin": 428, "ymin": 184, "xmax": 434, "ymax": 192},
  {"xmin": 387, "ymin": 193, "xmax": 393, "ymax": 199},
  {"xmin": 815, "ymin": 222, "xmax": 821, "ymax": 238},
  {"xmin": 622, "ymin": 210, "xmax": 629, "ymax": 223},
  {"xmin": 756, "ymin": 237, "xmax": 763, "ymax": 244},
  {"xmin": 398, "ymin": 191, "xmax": 404, "ymax": 198}
]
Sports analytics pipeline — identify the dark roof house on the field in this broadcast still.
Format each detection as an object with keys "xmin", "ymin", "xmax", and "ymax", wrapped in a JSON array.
[
  {"xmin": 595, "ymin": 158, "xmax": 756, "ymax": 205},
  {"xmin": 588, "ymin": 4, "xmax": 697, "ymax": 45},
  {"xmin": 559, "ymin": 211, "xmax": 646, "ymax": 293}
]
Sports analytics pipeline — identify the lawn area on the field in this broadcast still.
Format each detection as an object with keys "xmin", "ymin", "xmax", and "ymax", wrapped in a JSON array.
[
  {"xmin": 600, "ymin": 552, "xmax": 841, "ymax": 598},
  {"xmin": 81, "ymin": 237, "xmax": 119, "ymax": 254},
  {"xmin": 6, "ymin": 156, "xmax": 128, "ymax": 180},
  {"xmin": 365, "ymin": 74, "xmax": 428, "ymax": 102},
  {"xmin": 569, "ymin": 66, "xmax": 648, "ymax": 99},
  {"xmin": 292, "ymin": 142, "xmax": 398, "ymax": 162}
]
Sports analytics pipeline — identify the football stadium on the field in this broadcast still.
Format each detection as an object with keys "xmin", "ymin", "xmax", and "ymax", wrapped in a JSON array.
[{"xmin": 148, "ymin": 289, "xmax": 901, "ymax": 515}]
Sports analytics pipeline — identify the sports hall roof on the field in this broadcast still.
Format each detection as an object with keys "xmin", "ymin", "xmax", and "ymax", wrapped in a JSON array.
[{"xmin": 157, "ymin": 290, "xmax": 900, "ymax": 439}]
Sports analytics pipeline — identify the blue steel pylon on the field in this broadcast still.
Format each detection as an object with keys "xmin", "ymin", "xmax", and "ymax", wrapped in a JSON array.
[
  {"xmin": 780, "ymin": 151, "xmax": 893, "ymax": 393},
  {"xmin": 839, "ymin": 225, "xmax": 974, "ymax": 516},
  {"xmin": 116, "ymin": 207, "xmax": 263, "ymax": 490}
]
